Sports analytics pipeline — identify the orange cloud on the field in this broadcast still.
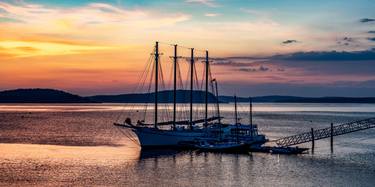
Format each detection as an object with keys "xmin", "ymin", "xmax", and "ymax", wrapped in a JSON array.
[
  {"xmin": 0, "ymin": 2, "xmax": 192, "ymax": 58},
  {"xmin": 0, "ymin": 2, "xmax": 191, "ymax": 32},
  {"xmin": 14, "ymin": 46, "xmax": 39, "ymax": 52},
  {"xmin": 0, "ymin": 40, "xmax": 114, "ymax": 57}
]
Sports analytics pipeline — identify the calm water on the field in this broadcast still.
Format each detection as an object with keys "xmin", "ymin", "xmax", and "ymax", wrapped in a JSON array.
[{"xmin": 1, "ymin": 103, "xmax": 375, "ymax": 186}]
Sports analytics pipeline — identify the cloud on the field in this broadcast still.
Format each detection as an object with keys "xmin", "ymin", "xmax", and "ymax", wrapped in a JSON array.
[
  {"xmin": 333, "ymin": 79, "xmax": 375, "ymax": 88},
  {"xmin": 258, "ymin": 65, "xmax": 270, "ymax": 71},
  {"xmin": 219, "ymin": 81, "xmax": 375, "ymax": 97},
  {"xmin": 337, "ymin": 37, "xmax": 355, "ymax": 46},
  {"xmin": 15, "ymin": 46, "xmax": 39, "ymax": 52},
  {"xmin": 211, "ymin": 57, "xmax": 273, "ymax": 74},
  {"xmin": 360, "ymin": 18, "xmax": 375, "ymax": 23},
  {"xmin": 212, "ymin": 55, "xmax": 375, "ymax": 97},
  {"xmin": 0, "ymin": 2, "xmax": 191, "ymax": 28},
  {"xmin": 0, "ymin": 40, "xmax": 113, "ymax": 57},
  {"xmin": 238, "ymin": 65, "xmax": 270, "ymax": 72},
  {"xmin": 185, "ymin": 0, "xmax": 217, "ymax": 7},
  {"xmin": 204, "ymin": 13, "xmax": 220, "ymax": 17},
  {"xmin": 281, "ymin": 40, "xmax": 298, "ymax": 45},
  {"xmin": 216, "ymin": 49, "xmax": 375, "ymax": 62},
  {"xmin": 212, "ymin": 60, "xmax": 251, "ymax": 67},
  {"xmin": 212, "ymin": 49, "xmax": 375, "ymax": 92},
  {"xmin": 54, "ymin": 67, "xmax": 128, "ymax": 75},
  {"xmin": 0, "ymin": 1, "xmax": 312, "ymax": 56},
  {"xmin": 0, "ymin": 2, "xmax": 192, "ymax": 56},
  {"xmin": 271, "ymin": 49, "xmax": 375, "ymax": 61},
  {"xmin": 0, "ymin": 46, "xmax": 17, "ymax": 59},
  {"xmin": 342, "ymin": 37, "xmax": 353, "ymax": 42}
]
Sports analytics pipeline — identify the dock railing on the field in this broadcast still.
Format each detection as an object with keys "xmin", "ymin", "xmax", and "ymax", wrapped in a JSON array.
[{"xmin": 275, "ymin": 117, "xmax": 375, "ymax": 147}]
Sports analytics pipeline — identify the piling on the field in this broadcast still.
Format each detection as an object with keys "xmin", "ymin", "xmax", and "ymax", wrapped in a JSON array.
[
  {"xmin": 311, "ymin": 128, "xmax": 315, "ymax": 154},
  {"xmin": 330, "ymin": 123, "xmax": 334, "ymax": 153}
]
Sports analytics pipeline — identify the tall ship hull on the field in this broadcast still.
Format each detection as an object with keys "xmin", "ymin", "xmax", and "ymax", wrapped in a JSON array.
[
  {"xmin": 115, "ymin": 123, "xmax": 267, "ymax": 148},
  {"xmin": 131, "ymin": 128, "xmax": 205, "ymax": 147}
]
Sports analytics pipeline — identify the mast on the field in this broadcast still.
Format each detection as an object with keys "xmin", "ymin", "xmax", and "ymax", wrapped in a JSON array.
[
  {"xmin": 154, "ymin": 41, "xmax": 159, "ymax": 129},
  {"xmin": 234, "ymin": 95, "xmax": 239, "ymax": 143},
  {"xmin": 204, "ymin": 50, "xmax": 209, "ymax": 128},
  {"xmin": 173, "ymin": 45, "xmax": 177, "ymax": 130},
  {"xmin": 249, "ymin": 97, "xmax": 253, "ymax": 137},
  {"xmin": 234, "ymin": 95, "xmax": 238, "ymax": 125},
  {"xmin": 214, "ymin": 79, "xmax": 220, "ymax": 123},
  {"xmin": 189, "ymin": 48, "xmax": 194, "ymax": 130},
  {"xmin": 213, "ymin": 79, "xmax": 222, "ymax": 140}
]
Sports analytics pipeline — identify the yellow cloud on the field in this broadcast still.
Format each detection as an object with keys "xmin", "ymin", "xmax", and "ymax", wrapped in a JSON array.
[
  {"xmin": 0, "ymin": 2, "xmax": 190, "ymax": 29},
  {"xmin": 0, "ymin": 2, "xmax": 192, "ymax": 48},
  {"xmin": 0, "ymin": 41, "xmax": 113, "ymax": 57}
]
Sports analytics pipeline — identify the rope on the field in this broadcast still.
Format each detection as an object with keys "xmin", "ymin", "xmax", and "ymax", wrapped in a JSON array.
[
  {"xmin": 143, "ymin": 59, "xmax": 154, "ymax": 122},
  {"xmin": 115, "ymin": 48, "xmax": 154, "ymax": 124},
  {"xmin": 117, "ymin": 127, "xmax": 140, "ymax": 146}
]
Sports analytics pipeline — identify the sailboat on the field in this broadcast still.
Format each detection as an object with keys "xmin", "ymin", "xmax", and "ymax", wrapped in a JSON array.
[{"xmin": 114, "ymin": 42, "xmax": 266, "ymax": 148}]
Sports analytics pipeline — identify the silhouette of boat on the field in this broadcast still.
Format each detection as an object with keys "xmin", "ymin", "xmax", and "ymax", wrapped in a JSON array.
[
  {"xmin": 114, "ymin": 42, "xmax": 266, "ymax": 148},
  {"xmin": 194, "ymin": 140, "xmax": 249, "ymax": 153}
]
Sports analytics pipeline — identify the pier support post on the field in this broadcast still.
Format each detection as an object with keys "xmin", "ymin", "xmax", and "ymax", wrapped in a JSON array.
[
  {"xmin": 330, "ymin": 123, "xmax": 333, "ymax": 153},
  {"xmin": 311, "ymin": 128, "xmax": 315, "ymax": 154}
]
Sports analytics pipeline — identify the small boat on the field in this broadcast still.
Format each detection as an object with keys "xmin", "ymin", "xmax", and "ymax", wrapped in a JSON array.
[
  {"xmin": 249, "ymin": 145, "xmax": 272, "ymax": 153},
  {"xmin": 194, "ymin": 140, "xmax": 249, "ymax": 153},
  {"xmin": 270, "ymin": 146, "xmax": 309, "ymax": 154}
]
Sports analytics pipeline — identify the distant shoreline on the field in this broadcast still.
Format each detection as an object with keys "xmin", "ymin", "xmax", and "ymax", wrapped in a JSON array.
[{"xmin": 1, "ymin": 88, "xmax": 375, "ymax": 104}]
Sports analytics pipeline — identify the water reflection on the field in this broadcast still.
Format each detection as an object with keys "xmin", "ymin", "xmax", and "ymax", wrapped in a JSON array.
[
  {"xmin": 1, "ymin": 104, "xmax": 375, "ymax": 186},
  {"xmin": 139, "ymin": 148, "xmax": 186, "ymax": 160}
]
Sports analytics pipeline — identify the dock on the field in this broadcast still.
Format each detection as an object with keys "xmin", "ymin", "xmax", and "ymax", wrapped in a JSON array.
[{"xmin": 275, "ymin": 117, "xmax": 375, "ymax": 147}]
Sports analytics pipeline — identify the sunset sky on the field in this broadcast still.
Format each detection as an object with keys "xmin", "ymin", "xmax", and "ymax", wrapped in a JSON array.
[{"xmin": 1, "ymin": 0, "xmax": 375, "ymax": 96}]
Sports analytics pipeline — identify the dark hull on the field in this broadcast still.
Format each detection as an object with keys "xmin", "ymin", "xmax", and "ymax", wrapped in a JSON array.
[
  {"xmin": 196, "ymin": 144, "xmax": 249, "ymax": 154},
  {"xmin": 271, "ymin": 147, "xmax": 309, "ymax": 154}
]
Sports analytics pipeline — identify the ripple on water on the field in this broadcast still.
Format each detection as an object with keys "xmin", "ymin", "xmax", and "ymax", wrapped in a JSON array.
[{"xmin": 0, "ymin": 103, "xmax": 375, "ymax": 186}]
